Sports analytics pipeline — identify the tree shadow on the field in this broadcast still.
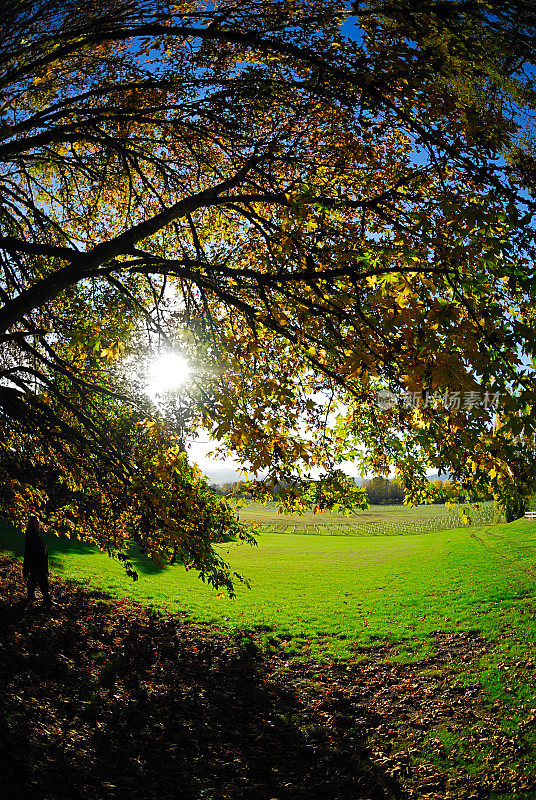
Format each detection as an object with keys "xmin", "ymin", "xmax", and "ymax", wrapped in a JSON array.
[
  {"xmin": 0, "ymin": 522, "xmax": 167, "ymax": 576},
  {"xmin": 0, "ymin": 555, "xmax": 401, "ymax": 800},
  {"xmin": 0, "ymin": 522, "xmax": 98, "ymax": 558}
]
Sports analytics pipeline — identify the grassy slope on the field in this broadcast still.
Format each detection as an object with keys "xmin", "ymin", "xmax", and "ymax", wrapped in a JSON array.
[
  {"xmin": 5, "ymin": 556, "xmax": 534, "ymax": 800},
  {"xmin": 3, "ymin": 516, "xmax": 536, "ymax": 661},
  {"xmin": 4, "ymin": 516, "xmax": 536, "ymax": 796}
]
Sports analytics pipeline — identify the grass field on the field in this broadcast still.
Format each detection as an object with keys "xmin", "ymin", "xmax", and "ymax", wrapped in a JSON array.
[
  {"xmin": 236, "ymin": 499, "xmax": 497, "ymax": 535},
  {"xmin": 2, "ymin": 507, "xmax": 535, "ymax": 661},
  {"xmin": 4, "ymin": 507, "xmax": 536, "ymax": 796}
]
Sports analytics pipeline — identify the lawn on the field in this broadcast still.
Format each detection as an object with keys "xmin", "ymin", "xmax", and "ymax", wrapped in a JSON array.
[
  {"xmin": 4, "ymin": 513, "xmax": 536, "ymax": 797},
  {"xmin": 2, "ymin": 512, "xmax": 536, "ymax": 661}
]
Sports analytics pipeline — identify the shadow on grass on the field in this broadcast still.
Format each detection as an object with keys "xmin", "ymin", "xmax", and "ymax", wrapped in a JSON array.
[
  {"xmin": 0, "ymin": 521, "xmax": 98, "ymax": 558},
  {"xmin": 0, "ymin": 522, "xmax": 169, "ymax": 577},
  {"xmin": 0, "ymin": 555, "xmax": 400, "ymax": 800}
]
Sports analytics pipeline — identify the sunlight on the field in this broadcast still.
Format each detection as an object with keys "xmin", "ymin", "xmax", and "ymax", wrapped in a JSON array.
[{"xmin": 146, "ymin": 352, "xmax": 191, "ymax": 399}]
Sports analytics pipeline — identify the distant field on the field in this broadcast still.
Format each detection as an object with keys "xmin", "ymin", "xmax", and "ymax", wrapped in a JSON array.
[{"xmin": 235, "ymin": 499, "xmax": 496, "ymax": 536}]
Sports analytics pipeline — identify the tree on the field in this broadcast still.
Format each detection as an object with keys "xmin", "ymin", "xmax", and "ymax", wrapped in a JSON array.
[
  {"xmin": 389, "ymin": 478, "xmax": 405, "ymax": 504},
  {"xmin": 363, "ymin": 477, "xmax": 390, "ymax": 505},
  {"xmin": 0, "ymin": 0, "xmax": 374, "ymax": 583},
  {"xmin": 363, "ymin": 477, "xmax": 405, "ymax": 505},
  {"xmin": 1, "ymin": 0, "xmax": 536, "ymax": 588},
  {"xmin": 340, "ymin": 0, "xmax": 536, "ymax": 510}
]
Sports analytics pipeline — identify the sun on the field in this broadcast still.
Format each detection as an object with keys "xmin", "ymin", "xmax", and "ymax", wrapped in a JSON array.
[{"xmin": 146, "ymin": 352, "xmax": 191, "ymax": 399}]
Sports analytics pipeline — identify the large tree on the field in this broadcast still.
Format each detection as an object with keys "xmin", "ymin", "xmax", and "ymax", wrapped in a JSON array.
[{"xmin": 1, "ymin": 0, "xmax": 536, "ymax": 584}]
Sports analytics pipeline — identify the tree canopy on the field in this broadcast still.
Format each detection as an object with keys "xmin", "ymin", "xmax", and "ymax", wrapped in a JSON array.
[{"xmin": 1, "ymin": 0, "xmax": 536, "ymax": 585}]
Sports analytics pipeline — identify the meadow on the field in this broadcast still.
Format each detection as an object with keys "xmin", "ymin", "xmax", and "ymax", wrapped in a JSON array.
[
  {"xmin": 0, "ymin": 502, "xmax": 533, "ymax": 661},
  {"xmin": 4, "ymin": 505, "xmax": 536, "ymax": 797}
]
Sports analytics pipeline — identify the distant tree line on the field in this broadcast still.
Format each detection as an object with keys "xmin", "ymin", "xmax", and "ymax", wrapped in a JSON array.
[
  {"xmin": 362, "ymin": 477, "xmax": 405, "ymax": 505},
  {"xmin": 212, "ymin": 477, "xmax": 493, "ymax": 507},
  {"xmin": 363, "ymin": 477, "xmax": 493, "ymax": 506},
  {"xmin": 210, "ymin": 480, "xmax": 296, "ymax": 500}
]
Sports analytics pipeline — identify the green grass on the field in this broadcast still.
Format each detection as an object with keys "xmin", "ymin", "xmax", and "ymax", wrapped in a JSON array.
[
  {"xmin": 5, "ymin": 508, "xmax": 536, "ymax": 797},
  {"xmin": 3, "ymin": 513, "xmax": 536, "ymax": 661}
]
